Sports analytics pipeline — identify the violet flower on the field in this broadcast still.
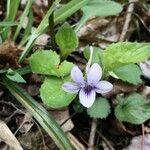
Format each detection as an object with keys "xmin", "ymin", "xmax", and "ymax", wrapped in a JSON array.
[{"xmin": 62, "ymin": 63, "xmax": 113, "ymax": 108}]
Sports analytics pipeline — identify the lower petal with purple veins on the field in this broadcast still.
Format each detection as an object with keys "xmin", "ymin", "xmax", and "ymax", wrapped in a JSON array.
[
  {"xmin": 62, "ymin": 82, "xmax": 80, "ymax": 93},
  {"xmin": 79, "ymin": 88, "xmax": 96, "ymax": 108},
  {"xmin": 95, "ymin": 80, "xmax": 113, "ymax": 94}
]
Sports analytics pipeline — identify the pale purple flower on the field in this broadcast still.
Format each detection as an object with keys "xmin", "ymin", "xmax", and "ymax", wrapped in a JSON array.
[{"xmin": 62, "ymin": 63, "xmax": 113, "ymax": 108}]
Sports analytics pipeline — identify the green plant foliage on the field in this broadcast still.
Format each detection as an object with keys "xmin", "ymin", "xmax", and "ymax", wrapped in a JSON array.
[
  {"xmin": 19, "ymin": 0, "xmax": 87, "ymax": 63},
  {"xmin": 6, "ymin": 69, "xmax": 26, "ymax": 83},
  {"xmin": 1, "ymin": 0, "xmax": 20, "ymax": 40},
  {"xmin": 115, "ymin": 93, "xmax": 150, "ymax": 124},
  {"xmin": 19, "ymin": 10, "xmax": 33, "ymax": 46},
  {"xmin": 103, "ymin": 42, "xmax": 150, "ymax": 73},
  {"xmin": 29, "ymin": 50, "xmax": 74, "ymax": 77},
  {"xmin": 29, "ymin": 50, "xmax": 59, "ymax": 75},
  {"xmin": 40, "ymin": 77, "xmax": 76, "ymax": 108},
  {"xmin": 0, "ymin": 69, "xmax": 8, "ymax": 74},
  {"xmin": 83, "ymin": 46, "xmax": 103, "ymax": 64},
  {"xmin": 75, "ymin": 0, "xmax": 122, "ymax": 32},
  {"xmin": 57, "ymin": 60, "xmax": 74, "ymax": 77},
  {"xmin": 87, "ymin": 97, "xmax": 111, "ymax": 119},
  {"xmin": 0, "ymin": 21, "xmax": 18, "ymax": 27},
  {"xmin": 113, "ymin": 64, "xmax": 142, "ymax": 85},
  {"xmin": 13, "ymin": 0, "xmax": 33, "ymax": 41},
  {"xmin": 54, "ymin": 0, "xmax": 88, "ymax": 25},
  {"xmin": 56, "ymin": 23, "xmax": 78, "ymax": 59},
  {"xmin": 3, "ymin": 77, "xmax": 74, "ymax": 150}
]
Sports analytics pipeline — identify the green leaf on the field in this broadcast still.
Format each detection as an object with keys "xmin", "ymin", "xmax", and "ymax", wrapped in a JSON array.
[
  {"xmin": 1, "ymin": 0, "xmax": 20, "ymax": 40},
  {"xmin": 0, "ymin": 21, "xmax": 18, "ymax": 27},
  {"xmin": 56, "ymin": 23, "xmax": 78, "ymax": 59},
  {"xmin": 113, "ymin": 64, "xmax": 142, "ymax": 85},
  {"xmin": 40, "ymin": 77, "xmax": 76, "ymax": 108},
  {"xmin": 0, "ymin": 69, "xmax": 8, "ymax": 74},
  {"xmin": 87, "ymin": 97, "xmax": 111, "ymax": 119},
  {"xmin": 6, "ymin": 69, "xmax": 26, "ymax": 83},
  {"xmin": 56, "ymin": 60, "xmax": 74, "ymax": 77},
  {"xmin": 29, "ymin": 50, "xmax": 60, "ymax": 75},
  {"xmin": 103, "ymin": 42, "xmax": 150, "ymax": 73},
  {"xmin": 115, "ymin": 93, "xmax": 150, "ymax": 124},
  {"xmin": 83, "ymin": 46, "xmax": 103, "ymax": 64},
  {"xmin": 19, "ymin": 0, "xmax": 87, "ymax": 63},
  {"xmin": 3, "ymin": 77, "xmax": 73, "ymax": 150},
  {"xmin": 19, "ymin": 10, "xmax": 33, "ymax": 46},
  {"xmin": 13, "ymin": 0, "xmax": 33, "ymax": 41},
  {"xmin": 29, "ymin": 50, "xmax": 74, "ymax": 77},
  {"xmin": 75, "ymin": 0, "xmax": 122, "ymax": 32},
  {"xmin": 54, "ymin": 0, "xmax": 88, "ymax": 25}
]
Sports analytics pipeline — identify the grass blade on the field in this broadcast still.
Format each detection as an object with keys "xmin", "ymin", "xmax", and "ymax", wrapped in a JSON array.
[
  {"xmin": 0, "ymin": 21, "xmax": 18, "ymax": 27},
  {"xmin": 19, "ymin": 10, "xmax": 33, "ymax": 46},
  {"xmin": 54, "ymin": 0, "xmax": 88, "ymax": 24},
  {"xmin": 1, "ymin": 0, "xmax": 20, "ymax": 40},
  {"xmin": 13, "ymin": 0, "xmax": 33, "ymax": 41},
  {"xmin": 18, "ymin": 2, "xmax": 57, "ymax": 63},
  {"xmin": 3, "ymin": 77, "xmax": 74, "ymax": 150},
  {"xmin": 18, "ymin": 0, "xmax": 87, "ymax": 63}
]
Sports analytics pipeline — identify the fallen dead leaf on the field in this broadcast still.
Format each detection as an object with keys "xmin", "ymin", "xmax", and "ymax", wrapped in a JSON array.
[
  {"xmin": 0, "ymin": 120, "xmax": 23, "ymax": 150},
  {"xmin": 15, "ymin": 113, "xmax": 34, "ymax": 134},
  {"xmin": 123, "ymin": 134, "xmax": 150, "ymax": 150},
  {"xmin": 50, "ymin": 108, "xmax": 74, "ymax": 132},
  {"xmin": 35, "ymin": 33, "xmax": 50, "ymax": 46},
  {"xmin": 0, "ymin": 39, "xmax": 19, "ymax": 68}
]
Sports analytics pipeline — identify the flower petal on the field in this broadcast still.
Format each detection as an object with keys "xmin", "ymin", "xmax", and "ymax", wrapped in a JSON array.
[
  {"xmin": 95, "ymin": 81, "xmax": 113, "ymax": 94},
  {"xmin": 71, "ymin": 66, "xmax": 85, "ymax": 84},
  {"xmin": 62, "ymin": 82, "xmax": 80, "ymax": 93},
  {"xmin": 87, "ymin": 63, "xmax": 102, "ymax": 85},
  {"xmin": 79, "ymin": 88, "xmax": 96, "ymax": 108}
]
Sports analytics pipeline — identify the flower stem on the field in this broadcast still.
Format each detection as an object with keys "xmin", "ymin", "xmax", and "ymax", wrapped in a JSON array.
[
  {"xmin": 48, "ymin": 0, "xmax": 57, "ymax": 50},
  {"xmin": 86, "ymin": 46, "xmax": 93, "ymax": 73}
]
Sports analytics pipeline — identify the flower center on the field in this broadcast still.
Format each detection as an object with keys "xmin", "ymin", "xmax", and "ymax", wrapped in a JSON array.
[{"xmin": 84, "ymin": 85, "xmax": 92, "ymax": 95}]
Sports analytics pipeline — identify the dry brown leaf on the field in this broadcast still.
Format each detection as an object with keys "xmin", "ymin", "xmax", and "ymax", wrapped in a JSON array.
[
  {"xmin": 50, "ymin": 109, "xmax": 74, "ymax": 132},
  {"xmin": 67, "ymin": 132, "xmax": 86, "ymax": 150},
  {"xmin": 123, "ymin": 134, "xmax": 150, "ymax": 150},
  {"xmin": 0, "ymin": 39, "xmax": 19, "ymax": 68},
  {"xmin": 0, "ymin": 120, "xmax": 23, "ymax": 150},
  {"xmin": 15, "ymin": 113, "xmax": 34, "ymax": 134}
]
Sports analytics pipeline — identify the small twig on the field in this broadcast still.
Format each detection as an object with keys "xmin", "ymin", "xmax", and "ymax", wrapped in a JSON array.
[
  {"xmin": 88, "ymin": 119, "xmax": 97, "ymax": 150},
  {"xmin": 119, "ymin": 1, "xmax": 137, "ymax": 41},
  {"xmin": 34, "ymin": 120, "xmax": 47, "ymax": 150},
  {"xmin": 132, "ymin": 12, "xmax": 150, "ymax": 35},
  {"xmin": 0, "ymin": 101, "xmax": 24, "ymax": 113},
  {"xmin": 60, "ymin": 111, "xmax": 77, "ymax": 127},
  {"xmin": 0, "ymin": 101, "xmax": 25, "ymax": 123},
  {"xmin": 48, "ymin": 0, "xmax": 57, "ymax": 50},
  {"xmin": 67, "ymin": 132, "xmax": 86, "ymax": 150},
  {"xmin": 96, "ymin": 130, "xmax": 115, "ymax": 150},
  {"xmin": 5, "ymin": 110, "xmax": 22, "ymax": 123},
  {"xmin": 141, "ymin": 124, "xmax": 145, "ymax": 150}
]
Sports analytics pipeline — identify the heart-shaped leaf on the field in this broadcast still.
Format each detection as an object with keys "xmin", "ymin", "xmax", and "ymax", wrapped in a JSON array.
[
  {"xmin": 113, "ymin": 64, "xmax": 142, "ymax": 85},
  {"xmin": 103, "ymin": 42, "xmax": 150, "ymax": 73},
  {"xmin": 40, "ymin": 77, "xmax": 76, "ymax": 108},
  {"xmin": 56, "ymin": 23, "xmax": 78, "ymax": 59},
  {"xmin": 87, "ymin": 97, "xmax": 111, "ymax": 119},
  {"xmin": 115, "ymin": 93, "xmax": 150, "ymax": 124},
  {"xmin": 29, "ymin": 50, "xmax": 74, "ymax": 77}
]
